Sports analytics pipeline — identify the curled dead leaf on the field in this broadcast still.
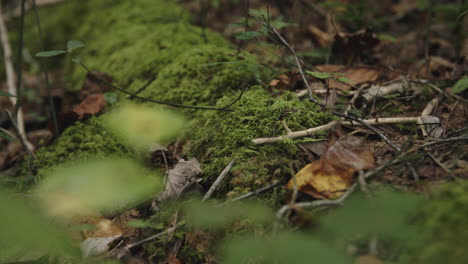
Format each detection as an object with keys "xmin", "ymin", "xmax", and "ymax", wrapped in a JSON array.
[{"xmin": 73, "ymin": 94, "xmax": 107, "ymax": 119}]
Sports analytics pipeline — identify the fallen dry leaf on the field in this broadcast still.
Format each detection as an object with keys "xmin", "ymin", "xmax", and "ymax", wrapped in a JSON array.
[
  {"xmin": 73, "ymin": 94, "xmax": 107, "ymax": 119},
  {"xmin": 288, "ymin": 135, "xmax": 374, "ymax": 199},
  {"xmin": 151, "ymin": 158, "xmax": 202, "ymax": 211},
  {"xmin": 315, "ymin": 65, "xmax": 380, "ymax": 90},
  {"xmin": 269, "ymin": 72, "xmax": 302, "ymax": 91}
]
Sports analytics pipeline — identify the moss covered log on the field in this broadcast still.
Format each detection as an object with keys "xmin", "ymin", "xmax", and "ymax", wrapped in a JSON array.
[{"xmin": 20, "ymin": 0, "xmax": 331, "ymax": 187}]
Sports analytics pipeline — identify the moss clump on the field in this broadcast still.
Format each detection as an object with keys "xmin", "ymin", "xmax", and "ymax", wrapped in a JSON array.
[
  {"xmin": 139, "ymin": 45, "xmax": 260, "ymax": 108},
  {"xmin": 65, "ymin": 0, "xmax": 230, "ymax": 91},
  {"xmin": 70, "ymin": 23, "xmax": 228, "ymax": 91},
  {"xmin": 186, "ymin": 86, "xmax": 333, "ymax": 199},
  {"xmin": 408, "ymin": 180, "xmax": 468, "ymax": 264},
  {"xmin": 31, "ymin": 117, "xmax": 135, "ymax": 178}
]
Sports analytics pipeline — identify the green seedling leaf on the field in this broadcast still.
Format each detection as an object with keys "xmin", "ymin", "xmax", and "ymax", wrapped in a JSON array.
[
  {"xmin": 235, "ymin": 31, "xmax": 265, "ymax": 40},
  {"xmin": 248, "ymin": 9, "xmax": 268, "ymax": 19},
  {"xmin": 35, "ymin": 158, "xmax": 162, "ymax": 219},
  {"xmin": 35, "ymin": 50, "xmax": 66, "ymax": 57},
  {"xmin": 306, "ymin": 71, "xmax": 332, "ymax": 79},
  {"xmin": 377, "ymin": 34, "xmax": 397, "ymax": 42},
  {"xmin": 337, "ymin": 76, "xmax": 356, "ymax": 84},
  {"xmin": 103, "ymin": 92, "xmax": 118, "ymax": 104},
  {"xmin": 66, "ymin": 40, "xmax": 86, "ymax": 53},
  {"xmin": 0, "ymin": 90, "xmax": 15, "ymax": 97},
  {"xmin": 71, "ymin": 57, "xmax": 81, "ymax": 64},
  {"xmin": 271, "ymin": 17, "xmax": 296, "ymax": 29},
  {"xmin": 348, "ymin": 109, "xmax": 363, "ymax": 116},
  {"xmin": 452, "ymin": 77, "xmax": 468, "ymax": 94},
  {"xmin": 0, "ymin": 130, "xmax": 17, "ymax": 142},
  {"xmin": 384, "ymin": 93, "xmax": 401, "ymax": 99},
  {"xmin": 103, "ymin": 103, "xmax": 185, "ymax": 149},
  {"xmin": 229, "ymin": 17, "xmax": 251, "ymax": 27}
]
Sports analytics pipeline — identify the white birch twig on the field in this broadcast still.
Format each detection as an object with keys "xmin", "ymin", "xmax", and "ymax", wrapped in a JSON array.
[{"xmin": 252, "ymin": 117, "xmax": 421, "ymax": 145}]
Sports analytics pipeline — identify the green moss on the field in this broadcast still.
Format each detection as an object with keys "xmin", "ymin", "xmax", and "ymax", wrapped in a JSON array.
[
  {"xmin": 70, "ymin": 23, "xmax": 228, "ymax": 91},
  {"xmin": 408, "ymin": 180, "xmax": 468, "ymax": 264},
  {"xmin": 186, "ymin": 86, "xmax": 333, "ymax": 199},
  {"xmin": 139, "ymin": 45, "xmax": 260, "ymax": 108},
  {"xmin": 31, "ymin": 117, "xmax": 135, "ymax": 178}
]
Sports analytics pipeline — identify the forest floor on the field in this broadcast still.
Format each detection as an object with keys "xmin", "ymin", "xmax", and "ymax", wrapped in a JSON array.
[{"xmin": 0, "ymin": 0, "xmax": 467, "ymax": 264}]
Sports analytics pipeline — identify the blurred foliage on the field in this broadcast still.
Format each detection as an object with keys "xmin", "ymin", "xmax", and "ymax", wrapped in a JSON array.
[
  {"xmin": 0, "ymin": 187, "xmax": 78, "ymax": 263},
  {"xmin": 221, "ymin": 232, "xmax": 350, "ymax": 264},
  {"xmin": 35, "ymin": 158, "xmax": 161, "ymax": 219},
  {"xmin": 184, "ymin": 200, "xmax": 273, "ymax": 229},
  {"xmin": 320, "ymin": 189, "xmax": 421, "ymax": 239},
  {"xmin": 28, "ymin": 117, "xmax": 136, "ymax": 181},
  {"xmin": 406, "ymin": 180, "xmax": 468, "ymax": 264},
  {"xmin": 103, "ymin": 103, "xmax": 185, "ymax": 150}
]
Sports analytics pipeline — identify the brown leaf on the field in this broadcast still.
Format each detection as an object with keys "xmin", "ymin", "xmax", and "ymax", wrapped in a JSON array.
[
  {"xmin": 288, "ymin": 135, "xmax": 374, "ymax": 199},
  {"xmin": 316, "ymin": 65, "xmax": 380, "ymax": 90},
  {"xmin": 269, "ymin": 72, "xmax": 302, "ymax": 91},
  {"xmin": 73, "ymin": 94, "xmax": 107, "ymax": 119},
  {"xmin": 301, "ymin": 140, "xmax": 329, "ymax": 158}
]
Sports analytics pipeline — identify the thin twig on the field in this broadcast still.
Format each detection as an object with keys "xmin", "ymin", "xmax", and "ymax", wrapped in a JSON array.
[
  {"xmin": 125, "ymin": 227, "xmax": 175, "ymax": 250},
  {"xmin": 32, "ymin": 0, "xmax": 59, "ymax": 136},
  {"xmin": 418, "ymin": 80, "xmax": 468, "ymax": 105},
  {"xmin": 254, "ymin": 18, "xmax": 402, "ymax": 152},
  {"xmin": 358, "ymin": 170, "xmax": 370, "ymax": 195},
  {"xmin": 217, "ymin": 181, "xmax": 283, "ymax": 207},
  {"xmin": 270, "ymin": 27, "xmax": 317, "ymax": 102},
  {"xmin": 203, "ymin": 159, "xmax": 236, "ymax": 201},
  {"xmin": 13, "ymin": 0, "xmax": 26, "ymax": 124},
  {"xmin": 78, "ymin": 61, "xmax": 242, "ymax": 111},
  {"xmin": 425, "ymin": 151, "xmax": 458, "ymax": 180},
  {"xmin": 421, "ymin": 137, "xmax": 468, "ymax": 148},
  {"xmin": 0, "ymin": 2, "xmax": 34, "ymax": 157},
  {"xmin": 0, "ymin": 3, "xmax": 26, "ymax": 136},
  {"xmin": 424, "ymin": 0, "xmax": 433, "ymax": 77},
  {"xmin": 252, "ymin": 117, "xmax": 421, "ymax": 145},
  {"xmin": 276, "ymin": 183, "xmax": 358, "ymax": 219},
  {"xmin": 5, "ymin": 110, "xmax": 35, "ymax": 160}
]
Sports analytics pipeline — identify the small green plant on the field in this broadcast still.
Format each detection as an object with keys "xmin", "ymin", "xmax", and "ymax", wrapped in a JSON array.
[
  {"xmin": 36, "ymin": 39, "xmax": 85, "ymax": 59},
  {"xmin": 452, "ymin": 76, "xmax": 468, "ymax": 94},
  {"xmin": 306, "ymin": 70, "xmax": 356, "ymax": 85},
  {"xmin": 0, "ymin": 90, "xmax": 16, "ymax": 97}
]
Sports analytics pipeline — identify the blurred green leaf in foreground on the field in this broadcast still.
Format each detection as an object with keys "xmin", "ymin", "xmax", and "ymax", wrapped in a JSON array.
[
  {"xmin": 103, "ymin": 103, "xmax": 185, "ymax": 150},
  {"xmin": 35, "ymin": 158, "xmax": 161, "ymax": 220},
  {"xmin": 0, "ymin": 188, "xmax": 78, "ymax": 262}
]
